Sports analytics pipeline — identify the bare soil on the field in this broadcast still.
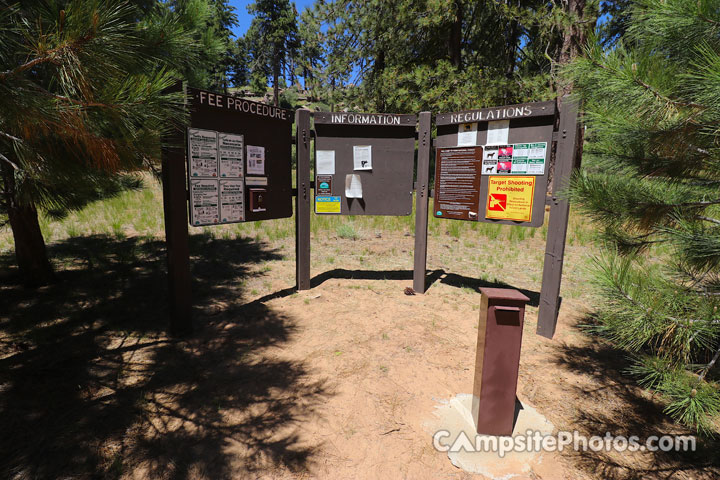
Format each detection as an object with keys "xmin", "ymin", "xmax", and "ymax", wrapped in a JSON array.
[{"xmin": 1, "ymin": 230, "xmax": 717, "ymax": 479}]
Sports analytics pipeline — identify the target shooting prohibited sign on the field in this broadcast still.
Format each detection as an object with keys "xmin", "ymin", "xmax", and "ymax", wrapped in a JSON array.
[{"xmin": 485, "ymin": 176, "xmax": 536, "ymax": 222}]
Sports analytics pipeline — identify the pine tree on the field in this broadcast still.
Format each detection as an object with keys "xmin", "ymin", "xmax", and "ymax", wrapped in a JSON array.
[
  {"xmin": 313, "ymin": 0, "xmax": 592, "ymax": 113},
  {"xmin": 0, "ymin": 0, "xmax": 204, "ymax": 286},
  {"xmin": 246, "ymin": 0, "xmax": 298, "ymax": 105},
  {"xmin": 296, "ymin": 5, "xmax": 322, "ymax": 100},
  {"xmin": 567, "ymin": 0, "xmax": 720, "ymax": 433}
]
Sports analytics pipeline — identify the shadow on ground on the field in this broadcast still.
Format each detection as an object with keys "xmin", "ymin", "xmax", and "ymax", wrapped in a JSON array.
[
  {"xmin": 554, "ymin": 321, "xmax": 720, "ymax": 480},
  {"xmin": 251, "ymin": 267, "xmax": 544, "ymax": 307},
  {"xmin": 0, "ymin": 233, "xmax": 329, "ymax": 479}
]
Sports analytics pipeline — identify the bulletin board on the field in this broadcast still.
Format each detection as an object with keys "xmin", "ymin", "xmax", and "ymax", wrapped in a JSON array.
[
  {"xmin": 433, "ymin": 101, "xmax": 556, "ymax": 228},
  {"xmin": 185, "ymin": 87, "xmax": 294, "ymax": 226},
  {"xmin": 313, "ymin": 112, "xmax": 417, "ymax": 216}
]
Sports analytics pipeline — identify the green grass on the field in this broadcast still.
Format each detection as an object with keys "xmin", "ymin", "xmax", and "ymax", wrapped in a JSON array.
[{"xmin": 0, "ymin": 177, "xmax": 596, "ymax": 258}]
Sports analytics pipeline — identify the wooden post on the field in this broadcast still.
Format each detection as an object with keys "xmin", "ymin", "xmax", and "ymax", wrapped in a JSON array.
[
  {"xmin": 161, "ymin": 84, "xmax": 192, "ymax": 335},
  {"xmin": 536, "ymin": 98, "xmax": 580, "ymax": 338},
  {"xmin": 295, "ymin": 109, "xmax": 311, "ymax": 290},
  {"xmin": 413, "ymin": 112, "xmax": 432, "ymax": 293}
]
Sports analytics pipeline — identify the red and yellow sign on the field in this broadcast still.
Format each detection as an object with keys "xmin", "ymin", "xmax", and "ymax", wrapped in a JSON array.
[{"xmin": 486, "ymin": 176, "xmax": 535, "ymax": 222}]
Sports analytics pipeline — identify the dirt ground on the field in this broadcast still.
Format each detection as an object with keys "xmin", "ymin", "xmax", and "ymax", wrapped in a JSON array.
[{"xmin": 1, "ymin": 229, "xmax": 718, "ymax": 479}]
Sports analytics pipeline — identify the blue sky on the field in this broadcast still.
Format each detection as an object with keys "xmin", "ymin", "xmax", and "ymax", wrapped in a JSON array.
[{"xmin": 227, "ymin": 0, "xmax": 316, "ymax": 38}]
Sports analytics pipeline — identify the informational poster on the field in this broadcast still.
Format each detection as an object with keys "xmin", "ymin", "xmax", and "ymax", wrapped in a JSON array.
[
  {"xmin": 190, "ymin": 179, "xmax": 219, "ymax": 225},
  {"xmin": 527, "ymin": 142, "xmax": 547, "ymax": 174},
  {"xmin": 481, "ymin": 142, "xmax": 547, "ymax": 175},
  {"xmin": 316, "ymin": 175, "xmax": 332, "ymax": 195},
  {"xmin": 486, "ymin": 120, "xmax": 510, "ymax": 146},
  {"xmin": 247, "ymin": 145, "xmax": 266, "ymax": 175},
  {"xmin": 510, "ymin": 143, "xmax": 529, "ymax": 174},
  {"xmin": 353, "ymin": 145, "xmax": 372, "ymax": 170},
  {"xmin": 219, "ymin": 179, "xmax": 244, "ymax": 223},
  {"xmin": 187, "ymin": 127, "xmax": 250, "ymax": 226},
  {"xmin": 434, "ymin": 146, "xmax": 483, "ymax": 221},
  {"xmin": 315, "ymin": 195, "xmax": 341, "ymax": 214},
  {"xmin": 188, "ymin": 128, "xmax": 218, "ymax": 177},
  {"xmin": 457, "ymin": 122, "xmax": 478, "ymax": 147},
  {"xmin": 218, "ymin": 133, "xmax": 244, "ymax": 177},
  {"xmin": 486, "ymin": 176, "xmax": 535, "ymax": 222},
  {"xmin": 317, "ymin": 150, "xmax": 336, "ymax": 175}
]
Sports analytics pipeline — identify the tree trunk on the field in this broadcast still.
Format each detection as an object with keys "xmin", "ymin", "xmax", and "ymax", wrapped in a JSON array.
[
  {"xmin": 449, "ymin": 0, "xmax": 463, "ymax": 70},
  {"xmin": 1, "ymin": 163, "xmax": 55, "ymax": 287},
  {"xmin": 557, "ymin": 0, "xmax": 588, "ymax": 96},
  {"xmin": 551, "ymin": 0, "xmax": 594, "ymax": 186},
  {"xmin": 374, "ymin": 49, "xmax": 386, "ymax": 111},
  {"xmin": 273, "ymin": 49, "xmax": 280, "ymax": 107}
]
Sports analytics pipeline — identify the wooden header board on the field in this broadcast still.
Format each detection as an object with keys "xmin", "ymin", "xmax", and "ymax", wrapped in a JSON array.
[
  {"xmin": 434, "ymin": 101, "xmax": 556, "ymax": 228},
  {"xmin": 313, "ymin": 112, "xmax": 417, "ymax": 216},
  {"xmin": 186, "ymin": 87, "xmax": 294, "ymax": 226}
]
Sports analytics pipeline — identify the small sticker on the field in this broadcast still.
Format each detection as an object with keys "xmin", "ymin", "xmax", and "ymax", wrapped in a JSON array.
[
  {"xmin": 316, "ymin": 175, "xmax": 332, "ymax": 195},
  {"xmin": 316, "ymin": 196, "xmax": 341, "ymax": 214}
]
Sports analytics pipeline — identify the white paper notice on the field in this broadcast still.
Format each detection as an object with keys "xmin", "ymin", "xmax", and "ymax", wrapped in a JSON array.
[
  {"xmin": 218, "ymin": 133, "xmax": 244, "ymax": 177},
  {"xmin": 345, "ymin": 174, "xmax": 363, "ymax": 198},
  {"xmin": 245, "ymin": 176, "xmax": 268, "ymax": 186},
  {"xmin": 190, "ymin": 179, "xmax": 219, "ymax": 225},
  {"xmin": 219, "ymin": 179, "xmax": 244, "ymax": 223},
  {"xmin": 246, "ymin": 145, "xmax": 265, "ymax": 175},
  {"xmin": 316, "ymin": 150, "xmax": 336, "ymax": 174},
  {"xmin": 457, "ymin": 122, "xmax": 478, "ymax": 146},
  {"xmin": 486, "ymin": 120, "xmax": 510, "ymax": 146},
  {"xmin": 353, "ymin": 145, "xmax": 372, "ymax": 170},
  {"xmin": 188, "ymin": 128, "xmax": 218, "ymax": 177}
]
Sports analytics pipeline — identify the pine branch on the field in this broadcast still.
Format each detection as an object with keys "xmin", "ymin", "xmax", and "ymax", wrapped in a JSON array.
[
  {"xmin": 699, "ymin": 345, "xmax": 720, "ymax": 382},
  {"xmin": 697, "ymin": 215, "xmax": 720, "ymax": 226},
  {"xmin": 588, "ymin": 58, "xmax": 706, "ymax": 111},
  {"xmin": 0, "ymin": 130, "xmax": 22, "ymax": 143},
  {"xmin": 0, "ymin": 32, "xmax": 96, "ymax": 81},
  {"xmin": 0, "ymin": 152, "xmax": 18, "ymax": 170}
]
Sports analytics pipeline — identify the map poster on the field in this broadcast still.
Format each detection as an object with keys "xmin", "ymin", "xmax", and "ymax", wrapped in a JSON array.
[
  {"xmin": 219, "ymin": 179, "xmax": 245, "ymax": 223},
  {"xmin": 188, "ymin": 128, "xmax": 218, "ymax": 177},
  {"xmin": 190, "ymin": 179, "xmax": 219, "ymax": 225},
  {"xmin": 219, "ymin": 133, "xmax": 244, "ymax": 177},
  {"xmin": 486, "ymin": 176, "xmax": 535, "ymax": 222}
]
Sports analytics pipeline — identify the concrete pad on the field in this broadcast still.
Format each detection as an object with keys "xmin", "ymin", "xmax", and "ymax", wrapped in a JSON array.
[{"xmin": 424, "ymin": 394, "xmax": 555, "ymax": 479}]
